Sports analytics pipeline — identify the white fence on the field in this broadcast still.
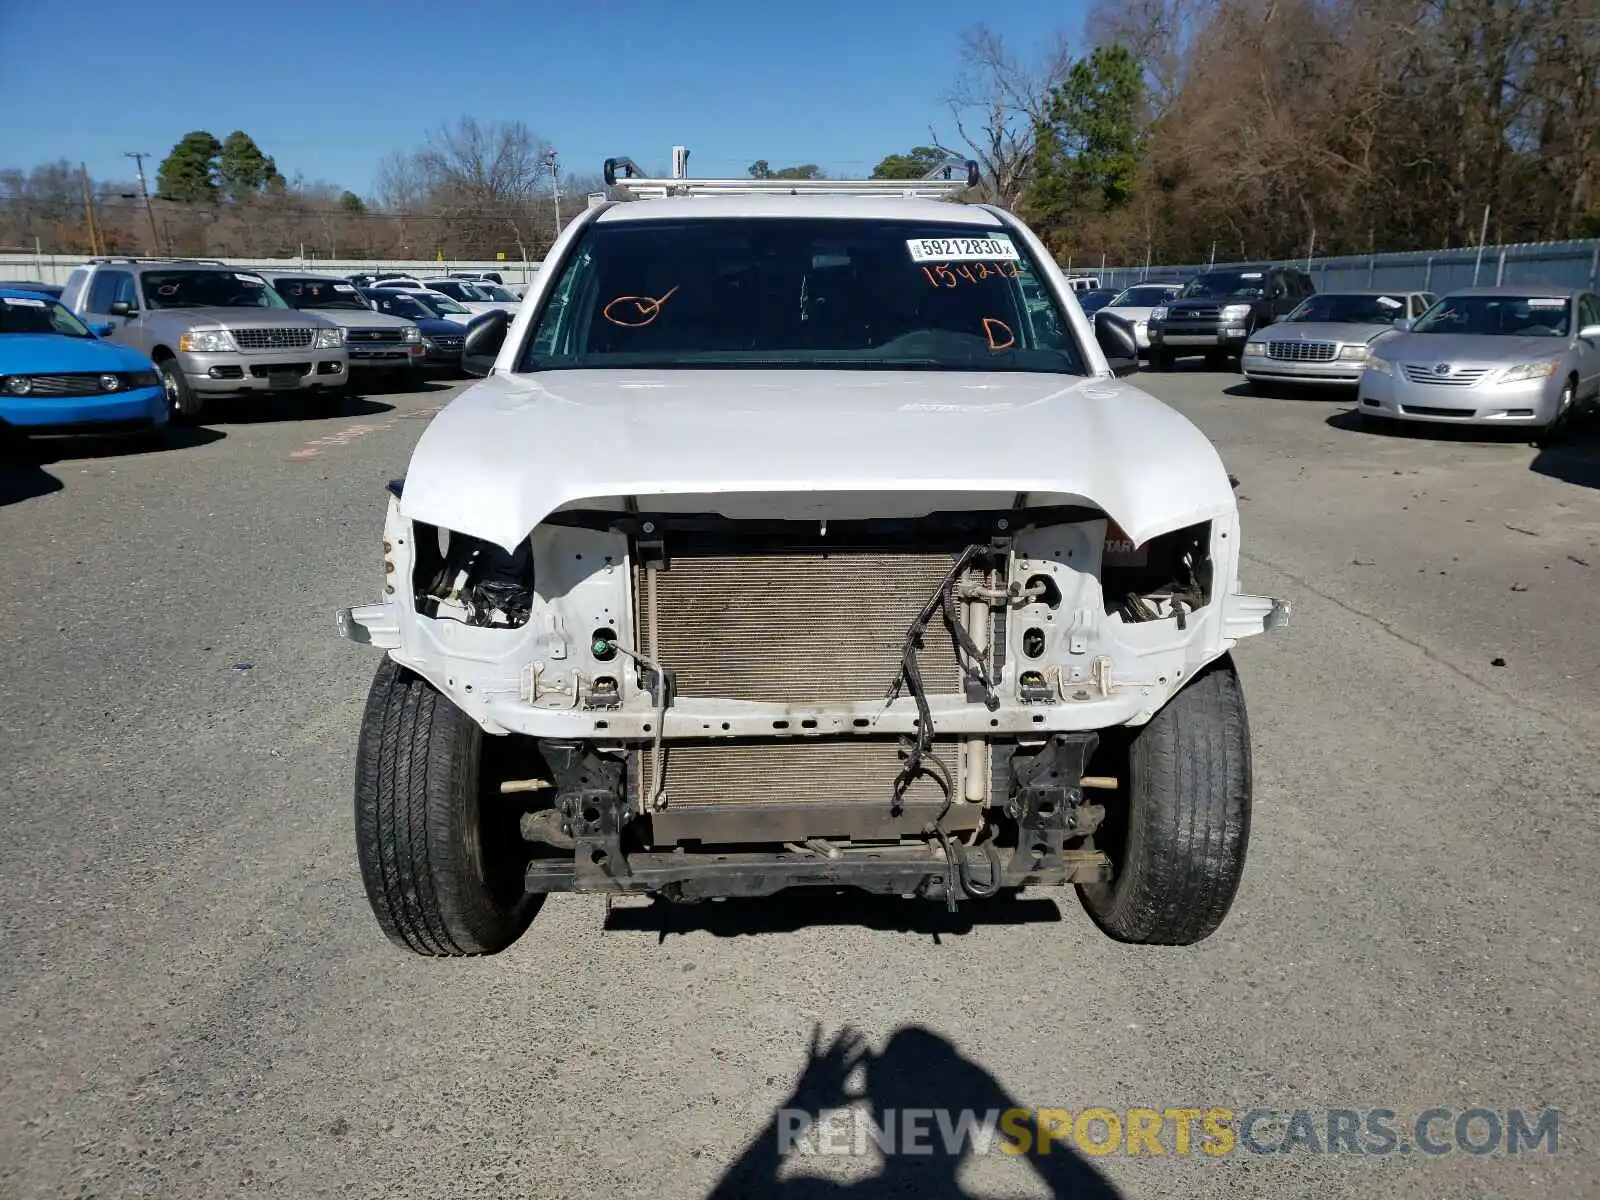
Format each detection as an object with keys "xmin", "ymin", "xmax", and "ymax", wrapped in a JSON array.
[{"xmin": 0, "ymin": 251, "xmax": 546, "ymax": 288}]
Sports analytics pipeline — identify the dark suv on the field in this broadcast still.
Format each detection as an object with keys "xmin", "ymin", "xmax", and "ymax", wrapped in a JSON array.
[{"xmin": 1148, "ymin": 265, "xmax": 1314, "ymax": 369}]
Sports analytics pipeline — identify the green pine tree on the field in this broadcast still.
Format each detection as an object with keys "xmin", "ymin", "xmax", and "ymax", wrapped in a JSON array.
[
  {"xmin": 218, "ymin": 131, "xmax": 281, "ymax": 199},
  {"xmin": 156, "ymin": 131, "xmax": 222, "ymax": 203}
]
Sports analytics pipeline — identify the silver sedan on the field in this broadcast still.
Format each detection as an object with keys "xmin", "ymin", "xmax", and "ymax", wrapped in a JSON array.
[
  {"xmin": 1357, "ymin": 287, "xmax": 1600, "ymax": 441},
  {"xmin": 1241, "ymin": 290, "xmax": 1434, "ymax": 387}
]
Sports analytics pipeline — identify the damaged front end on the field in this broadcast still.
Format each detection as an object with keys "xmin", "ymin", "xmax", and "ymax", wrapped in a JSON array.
[{"xmin": 340, "ymin": 486, "xmax": 1288, "ymax": 905}]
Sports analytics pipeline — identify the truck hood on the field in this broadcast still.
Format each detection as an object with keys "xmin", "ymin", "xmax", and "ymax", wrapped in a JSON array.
[
  {"xmin": 400, "ymin": 370, "xmax": 1237, "ymax": 553},
  {"xmin": 1169, "ymin": 295, "xmax": 1259, "ymax": 309},
  {"xmin": 299, "ymin": 308, "xmax": 414, "ymax": 332},
  {"xmin": 0, "ymin": 334, "xmax": 155, "ymax": 374},
  {"xmin": 1263, "ymin": 321, "xmax": 1400, "ymax": 344},
  {"xmin": 157, "ymin": 306, "xmax": 335, "ymax": 329}
]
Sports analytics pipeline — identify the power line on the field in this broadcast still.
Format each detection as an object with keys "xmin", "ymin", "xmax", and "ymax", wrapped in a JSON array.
[{"xmin": 0, "ymin": 193, "xmax": 570, "ymax": 224}]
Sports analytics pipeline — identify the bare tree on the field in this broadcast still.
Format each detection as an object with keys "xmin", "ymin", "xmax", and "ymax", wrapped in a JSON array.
[
  {"xmin": 1085, "ymin": 0, "xmax": 1197, "ymax": 115},
  {"xmin": 933, "ymin": 24, "xmax": 1074, "ymax": 208},
  {"xmin": 413, "ymin": 117, "xmax": 549, "ymax": 205}
]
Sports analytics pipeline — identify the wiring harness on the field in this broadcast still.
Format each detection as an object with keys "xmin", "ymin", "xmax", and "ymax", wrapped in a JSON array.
[{"xmin": 886, "ymin": 544, "xmax": 1003, "ymax": 909}]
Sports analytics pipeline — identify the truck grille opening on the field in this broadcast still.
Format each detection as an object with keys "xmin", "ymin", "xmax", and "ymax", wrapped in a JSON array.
[
  {"xmin": 231, "ymin": 326, "xmax": 314, "ymax": 350},
  {"xmin": 637, "ymin": 738, "xmax": 957, "ymax": 808}
]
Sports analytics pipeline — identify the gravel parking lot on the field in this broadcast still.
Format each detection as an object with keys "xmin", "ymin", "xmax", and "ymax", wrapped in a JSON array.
[{"xmin": 2, "ymin": 368, "xmax": 1596, "ymax": 1198}]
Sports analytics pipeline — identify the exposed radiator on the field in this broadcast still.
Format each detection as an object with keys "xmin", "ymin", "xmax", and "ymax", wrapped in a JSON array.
[
  {"xmin": 637, "ymin": 542, "xmax": 978, "ymax": 704},
  {"xmin": 632, "ymin": 535, "xmax": 996, "ymax": 814}
]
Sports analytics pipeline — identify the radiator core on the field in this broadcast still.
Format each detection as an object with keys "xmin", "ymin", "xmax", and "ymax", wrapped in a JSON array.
[{"xmin": 634, "ymin": 536, "xmax": 992, "ymax": 812}]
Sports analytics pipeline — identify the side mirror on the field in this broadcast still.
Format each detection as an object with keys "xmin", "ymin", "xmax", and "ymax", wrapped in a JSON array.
[
  {"xmin": 108, "ymin": 300, "xmax": 134, "ymax": 317},
  {"xmin": 89, "ymin": 322, "xmax": 114, "ymax": 337},
  {"xmin": 1580, "ymin": 323, "xmax": 1600, "ymax": 340},
  {"xmin": 461, "ymin": 308, "xmax": 510, "ymax": 377},
  {"xmin": 1394, "ymin": 317, "xmax": 1413, "ymax": 332},
  {"xmin": 1094, "ymin": 311, "xmax": 1140, "ymax": 377}
]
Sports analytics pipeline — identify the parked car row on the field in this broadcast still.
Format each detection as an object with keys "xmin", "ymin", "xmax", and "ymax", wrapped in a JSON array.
[
  {"xmin": 1084, "ymin": 260, "xmax": 1600, "ymax": 442},
  {"xmin": 0, "ymin": 257, "xmax": 517, "ymax": 447}
]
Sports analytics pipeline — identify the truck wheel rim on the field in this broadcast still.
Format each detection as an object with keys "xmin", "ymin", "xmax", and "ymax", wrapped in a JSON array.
[{"xmin": 161, "ymin": 367, "xmax": 181, "ymax": 410}]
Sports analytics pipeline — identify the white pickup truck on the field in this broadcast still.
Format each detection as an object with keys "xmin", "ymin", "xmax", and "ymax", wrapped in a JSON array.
[{"xmin": 339, "ymin": 158, "xmax": 1288, "ymax": 957}]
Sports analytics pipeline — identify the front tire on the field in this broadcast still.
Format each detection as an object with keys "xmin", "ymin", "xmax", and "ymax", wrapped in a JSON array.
[
  {"xmin": 1078, "ymin": 655, "xmax": 1252, "ymax": 945},
  {"xmin": 1533, "ymin": 378, "xmax": 1578, "ymax": 448},
  {"xmin": 354, "ymin": 657, "xmax": 542, "ymax": 956},
  {"xmin": 157, "ymin": 355, "xmax": 204, "ymax": 423}
]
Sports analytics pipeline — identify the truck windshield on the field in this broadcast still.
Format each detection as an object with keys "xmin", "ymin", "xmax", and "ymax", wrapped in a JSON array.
[
  {"xmin": 1410, "ymin": 295, "xmax": 1571, "ymax": 337},
  {"xmin": 1179, "ymin": 271, "xmax": 1266, "ymax": 299},
  {"xmin": 141, "ymin": 270, "xmax": 288, "ymax": 309},
  {"xmin": 273, "ymin": 277, "xmax": 371, "ymax": 311},
  {"xmin": 519, "ymin": 217, "xmax": 1086, "ymax": 374},
  {"xmin": 1285, "ymin": 294, "xmax": 1409, "ymax": 325}
]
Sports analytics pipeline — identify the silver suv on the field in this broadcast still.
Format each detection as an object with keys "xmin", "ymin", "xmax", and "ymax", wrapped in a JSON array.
[
  {"xmin": 61, "ymin": 258, "xmax": 349, "ymax": 419},
  {"xmin": 255, "ymin": 271, "xmax": 426, "ymax": 388}
]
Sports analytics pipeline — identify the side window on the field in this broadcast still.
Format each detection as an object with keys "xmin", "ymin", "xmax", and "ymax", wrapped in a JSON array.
[
  {"xmin": 86, "ymin": 270, "xmax": 122, "ymax": 313},
  {"xmin": 1579, "ymin": 294, "xmax": 1599, "ymax": 328},
  {"xmin": 113, "ymin": 273, "xmax": 138, "ymax": 308},
  {"xmin": 1271, "ymin": 272, "xmax": 1289, "ymax": 300},
  {"xmin": 62, "ymin": 268, "xmax": 90, "ymax": 311},
  {"xmin": 1298, "ymin": 273, "xmax": 1314, "ymax": 297}
]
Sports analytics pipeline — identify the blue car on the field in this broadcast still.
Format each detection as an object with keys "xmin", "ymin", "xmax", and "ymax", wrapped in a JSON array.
[
  {"xmin": 0, "ymin": 288, "xmax": 167, "ymax": 440},
  {"xmin": 362, "ymin": 289, "xmax": 466, "ymax": 369}
]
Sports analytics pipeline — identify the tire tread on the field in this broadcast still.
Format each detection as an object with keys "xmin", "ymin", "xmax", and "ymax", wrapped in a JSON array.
[
  {"xmin": 1079, "ymin": 655, "xmax": 1252, "ymax": 945},
  {"xmin": 354, "ymin": 657, "xmax": 536, "ymax": 956}
]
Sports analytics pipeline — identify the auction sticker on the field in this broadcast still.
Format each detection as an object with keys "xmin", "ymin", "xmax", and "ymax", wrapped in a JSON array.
[
  {"xmin": 1527, "ymin": 298, "xmax": 1566, "ymax": 308},
  {"xmin": 1, "ymin": 296, "xmax": 45, "ymax": 307},
  {"xmin": 907, "ymin": 236, "xmax": 1020, "ymax": 263}
]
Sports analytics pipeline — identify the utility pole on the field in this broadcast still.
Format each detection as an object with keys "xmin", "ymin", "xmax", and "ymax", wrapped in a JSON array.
[
  {"xmin": 123, "ymin": 151, "xmax": 163, "ymax": 254},
  {"xmin": 541, "ymin": 149, "xmax": 561, "ymax": 242},
  {"xmin": 1471, "ymin": 204, "xmax": 1491, "ymax": 285},
  {"xmin": 79, "ymin": 163, "xmax": 102, "ymax": 256}
]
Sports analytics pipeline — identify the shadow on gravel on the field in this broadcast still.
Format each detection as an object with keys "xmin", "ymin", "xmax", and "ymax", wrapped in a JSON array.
[
  {"xmin": 707, "ymin": 1024, "xmax": 1123, "ymax": 1199},
  {"xmin": 0, "ymin": 459, "xmax": 63, "ymax": 506},
  {"xmin": 23, "ymin": 423, "xmax": 225, "ymax": 464},
  {"xmin": 199, "ymin": 395, "xmax": 396, "ymax": 425},
  {"xmin": 1143, "ymin": 356, "xmax": 1229, "ymax": 375},
  {"xmin": 1223, "ymin": 381, "xmax": 1347, "ymax": 401},
  {"xmin": 1529, "ymin": 438, "xmax": 1600, "ymax": 489},
  {"xmin": 604, "ymin": 890, "xmax": 1063, "ymax": 941},
  {"xmin": 1324, "ymin": 408, "xmax": 1536, "ymax": 444}
]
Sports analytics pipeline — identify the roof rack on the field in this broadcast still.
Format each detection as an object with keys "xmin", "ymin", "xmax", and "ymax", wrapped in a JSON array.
[
  {"xmin": 85, "ymin": 256, "xmax": 227, "ymax": 266},
  {"xmin": 601, "ymin": 152, "xmax": 981, "ymax": 201}
]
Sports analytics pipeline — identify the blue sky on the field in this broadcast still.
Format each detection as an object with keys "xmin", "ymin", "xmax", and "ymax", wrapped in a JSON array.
[{"xmin": 0, "ymin": 0, "xmax": 1086, "ymax": 196}]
